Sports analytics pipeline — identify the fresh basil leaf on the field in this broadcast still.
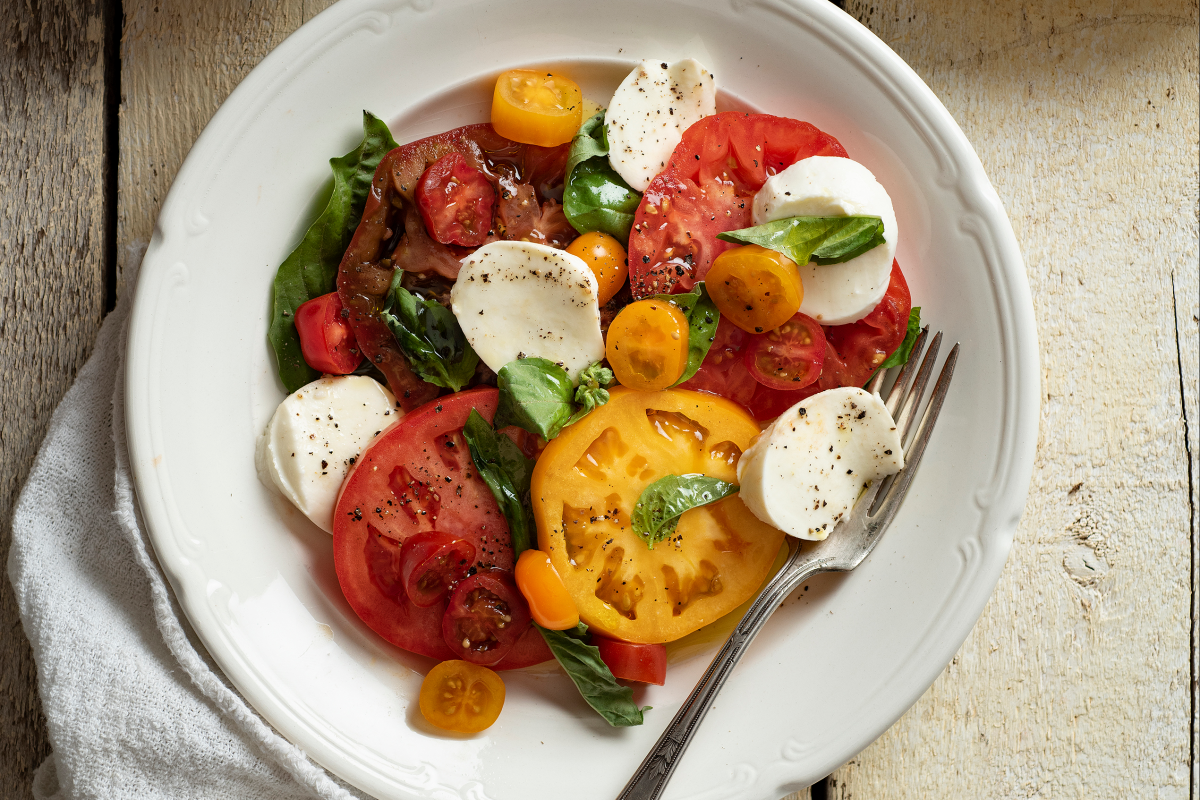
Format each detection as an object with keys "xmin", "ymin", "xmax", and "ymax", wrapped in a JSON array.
[
  {"xmin": 716, "ymin": 216, "xmax": 885, "ymax": 268},
  {"xmin": 880, "ymin": 307, "xmax": 922, "ymax": 370},
  {"xmin": 632, "ymin": 474, "xmax": 740, "ymax": 549},
  {"xmin": 462, "ymin": 410, "xmax": 535, "ymax": 555},
  {"xmin": 268, "ymin": 111, "xmax": 398, "ymax": 392},
  {"xmin": 649, "ymin": 283, "xmax": 720, "ymax": 386},
  {"xmin": 566, "ymin": 362, "xmax": 615, "ymax": 427},
  {"xmin": 563, "ymin": 112, "xmax": 642, "ymax": 243},
  {"xmin": 380, "ymin": 279, "xmax": 479, "ymax": 392},
  {"xmin": 537, "ymin": 623, "xmax": 644, "ymax": 727},
  {"xmin": 494, "ymin": 358, "xmax": 576, "ymax": 440}
]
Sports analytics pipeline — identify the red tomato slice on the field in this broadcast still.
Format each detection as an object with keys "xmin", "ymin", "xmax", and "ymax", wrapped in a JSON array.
[
  {"xmin": 399, "ymin": 530, "xmax": 476, "ymax": 608},
  {"xmin": 628, "ymin": 113, "xmax": 848, "ymax": 297},
  {"xmin": 294, "ymin": 291, "xmax": 363, "ymax": 375},
  {"xmin": 594, "ymin": 637, "xmax": 666, "ymax": 685},
  {"xmin": 416, "ymin": 152, "xmax": 496, "ymax": 247},
  {"xmin": 742, "ymin": 313, "xmax": 826, "ymax": 390},
  {"xmin": 744, "ymin": 382, "xmax": 821, "ymax": 422},
  {"xmin": 333, "ymin": 388, "xmax": 551, "ymax": 668},
  {"xmin": 442, "ymin": 570, "xmax": 532, "ymax": 666},
  {"xmin": 678, "ymin": 317, "xmax": 757, "ymax": 408},
  {"xmin": 818, "ymin": 260, "xmax": 912, "ymax": 391}
]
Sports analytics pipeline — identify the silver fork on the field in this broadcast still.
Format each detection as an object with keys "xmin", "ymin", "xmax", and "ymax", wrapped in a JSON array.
[{"xmin": 617, "ymin": 328, "xmax": 959, "ymax": 800}]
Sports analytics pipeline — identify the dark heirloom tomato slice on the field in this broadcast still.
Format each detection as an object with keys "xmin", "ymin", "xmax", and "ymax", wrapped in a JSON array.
[
  {"xmin": 294, "ymin": 291, "xmax": 362, "ymax": 374},
  {"xmin": 594, "ymin": 637, "xmax": 667, "ymax": 686},
  {"xmin": 628, "ymin": 113, "xmax": 848, "ymax": 297},
  {"xmin": 416, "ymin": 152, "xmax": 496, "ymax": 247},
  {"xmin": 818, "ymin": 260, "xmax": 912, "ymax": 391},
  {"xmin": 399, "ymin": 530, "xmax": 476, "ymax": 608},
  {"xmin": 678, "ymin": 317, "xmax": 758, "ymax": 408},
  {"xmin": 742, "ymin": 313, "xmax": 826, "ymax": 390},
  {"xmin": 442, "ymin": 570, "xmax": 532, "ymax": 666},
  {"xmin": 333, "ymin": 388, "xmax": 551, "ymax": 668}
]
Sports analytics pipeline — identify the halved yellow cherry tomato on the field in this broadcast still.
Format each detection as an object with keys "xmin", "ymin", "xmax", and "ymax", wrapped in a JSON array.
[
  {"xmin": 605, "ymin": 299, "xmax": 689, "ymax": 391},
  {"xmin": 491, "ymin": 70, "xmax": 583, "ymax": 147},
  {"xmin": 514, "ymin": 549, "xmax": 579, "ymax": 630},
  {"xmin": 418, "ymin": 660, "xmax": 505, "ymax": 733},
  {"xmin": 706, "ymin": 244, "xmax": 804, "ymax": 334},
  {"xmin": 531, "ymin": 387, "xmax": 785, "ymax": 643},
  {"xmin": 567, "ymin": 231, "xmax": 628, "ymax": 305}
]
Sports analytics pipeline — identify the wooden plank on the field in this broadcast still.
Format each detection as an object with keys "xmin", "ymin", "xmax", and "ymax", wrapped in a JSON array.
[
  {"xmin": 0, "ymin": 1, "xmax": 110, "ymax": 797},
  {"xmin": 820, "ymin": 1, "xmax": 1200, "ymax": 797}
]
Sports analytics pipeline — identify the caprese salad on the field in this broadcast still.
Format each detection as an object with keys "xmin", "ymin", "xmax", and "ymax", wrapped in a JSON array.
[{"xmin": 258, "ymin": 60, "xmax": 921, "ymax": 733}]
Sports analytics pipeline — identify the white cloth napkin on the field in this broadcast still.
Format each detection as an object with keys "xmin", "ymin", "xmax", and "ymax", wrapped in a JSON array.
[{"xmin": 8, "ymin": 278, "xmax": 366, "ymax": 800}]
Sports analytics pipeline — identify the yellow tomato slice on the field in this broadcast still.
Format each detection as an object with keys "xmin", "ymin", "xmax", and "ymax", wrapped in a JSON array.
[
  {"xmin": 605, "ymin": 299, "xmax": 689, "ymax": 391},
  {"xmin": 514, "ymin": 549, "xmax": 579, "ymax": 630},
  {"xmin": 706, "ymin": 244, "xmax": 803, "ymax": 334},
  {"xmin": 566, "ymin": 231, "xmax": 628, "ymax": 305},
  {"xmin": 531, "ymin": 388, "xmax": 785, "ymax": 643},
  {"xmin": 418, "ymin": 660, "xmax": 505, "ymax": 733},
  {"xmin": 491, "ymin": 70, "xmax": 583, "ymax": 147}
]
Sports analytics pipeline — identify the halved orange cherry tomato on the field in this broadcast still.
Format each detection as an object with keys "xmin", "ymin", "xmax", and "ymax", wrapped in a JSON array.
[
  {"xmin": 418, "ymin": 660, "xmax": 505, "ymax": 733},
  {"xmin": 531, "ymin": 387, "xmax": 785, "ymax": 643},
  {"xmin": 567, "ymin": 231, "xmax": 628, "ymax": 305},
  {"xmin": 491, "ymin": 70, "xmax": 583, "ymax": 147},
  {"xmin": 705, "ymin": 244, "xmax": 803, "ymax": 335},
  {"xmin": 605, "ymin": 300, "xmax": 690, "ymax": 391},
  {"xmin": 514, "ymin": 549, "xmax": 579, "ymax": 630}
]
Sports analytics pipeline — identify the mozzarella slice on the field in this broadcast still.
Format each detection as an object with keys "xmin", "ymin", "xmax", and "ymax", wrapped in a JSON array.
[
  {"xmin": 736, "ymin": 387, "xmax": 903, "ymax": 540},
  {"xmin": 606, "ymin": 58, "xmax": 716, "ymax": 192},
  {"xmin": 257, "ymin": 375, "xmax": 399, "ymax": 533},
  {"xmin": 752, "ymin": 156, "xmax": 898, "ymax": 326},
  {"xmin": 451, "ymin": 241, "xmax": 605, "ymax": 381}
]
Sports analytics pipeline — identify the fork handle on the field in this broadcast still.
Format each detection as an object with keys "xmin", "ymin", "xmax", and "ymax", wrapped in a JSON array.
[{"xmin": 616, "ymin": 548, "xmax": 832, "ymax": 800}]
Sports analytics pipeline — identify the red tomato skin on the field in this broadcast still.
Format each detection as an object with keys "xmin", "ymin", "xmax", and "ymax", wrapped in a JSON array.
[
  {"xmin": 333, "ymin": 388, "xmax": 551, "ymax": 668},
  {"xmin": 594, "ymin": 637, "xmax": 667, "ymax": 685},
  {"xmin": 416, "ymin": 152, "xmax": 496, "ymax": 247},
  {"xmin": 294, "ymin": 292, "xmax": 363, "ymax": 374},
  {"xmin": 819, "ymin": 260, "xmax": 912, "ymax": 391},
  {"xmin": 741, "ymin": 313, "xmax": 826, "ymax": 391},
  {"xmin": 399, "ymin": 531, "xmax": 477, "ymax": 608},
  {"xmin": 442, "ymin": 570, "xmax": 533, "ymax": 666},
  {"xmin": 744, "ymin": 382, "xmax": 822, "ymax": 422},
  {"xmin": 678, "ymin": 317, "xmax": 757, "ymax": 408}
]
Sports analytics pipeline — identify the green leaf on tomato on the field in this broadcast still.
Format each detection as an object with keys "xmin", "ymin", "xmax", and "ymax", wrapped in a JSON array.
[
  {"xmin": 461, "ymin": 410, "xmax": 535, "ymax": 556},
  {"xmin": 268, "ymin": 111, "xmax": 399, "ymax": 393},
  {"xmin": 562, "ymin": 112, "xmax": 642, "ymax": 243},
  {"xmin": 493, "ymin": 357, "xmax": 576, "ymax": 440},
  {"xmin": 649, "ymin": 282, "xmax": 720, "ymax": 386},
  {"xmin": 716, "ymin": 215, "xmax": 885, "ymax": 267},
  {"xmin": 536, "ymin": 623, "xmax": 645, "ymax": 727},
  {"xmin": 880, "ymin": 307, "xmax": 922, "ymax": 370},
  {"xmin": 632, "ymin": 474, "xmax": 740, "ymax": 550},
  {"xmin": 380, "ymin": 271, "xmax": 479, "ymax": 392}
]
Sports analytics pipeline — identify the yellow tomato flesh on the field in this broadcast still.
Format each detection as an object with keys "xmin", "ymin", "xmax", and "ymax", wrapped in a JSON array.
[
  {"xmin": 531, "ymin": 387, "xmax": 786, "ymax": 643},
  {"xmin": 491, "ymin": 70, "xmax": 583, "ymax": 147},
  {"xmin": 706, "ymin": 244, "xmax": 804, "ymax": 334},
  {"xmin": 566, "ymin": 231, "xmax": 628, "ymax": 305},
  {"xmin": 418, "ymin": 660, "xmax": 505, "ymax": 733},
  {"xmin": 605, "ymin": 299, "xmax": 689, "ymax": 391},
  {"xmin": 514, "ymin": 549, "xmax": 579, "ymax": 630}
]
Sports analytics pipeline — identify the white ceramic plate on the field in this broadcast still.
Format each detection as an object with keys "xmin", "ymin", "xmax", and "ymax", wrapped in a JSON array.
[{"xmin": 125, "ymin": 1, "xmax": 1038, "ymax": 798}]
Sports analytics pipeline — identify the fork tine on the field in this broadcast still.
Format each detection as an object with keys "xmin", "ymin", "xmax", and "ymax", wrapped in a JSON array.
[
  {"xmin": 884, "ymin": 326, "xmax": 931, "ymax": 416},
  {"xmin": 865, "ymin": 366, "xmax": 887, "ymax": 396},
  {"xmin": 894, "ymin": 330, "xmax": 942, "ymax": 446}
]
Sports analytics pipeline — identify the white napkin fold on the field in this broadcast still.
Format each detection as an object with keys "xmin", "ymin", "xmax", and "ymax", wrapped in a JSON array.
[{"xmin": 8, "ymin": 278, "xmax": 365, "ymax": 800}]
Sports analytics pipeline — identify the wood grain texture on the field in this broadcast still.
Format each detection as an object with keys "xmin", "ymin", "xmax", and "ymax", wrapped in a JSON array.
[{"xmin": 0, "ymin": 1, "xmax": 109, "ymax": 797}]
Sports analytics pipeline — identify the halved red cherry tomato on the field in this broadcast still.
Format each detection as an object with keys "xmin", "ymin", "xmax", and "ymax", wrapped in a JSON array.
[
  {"xmin": 419, "ymin": 660, "xmax": 505, "ymax": 733},
  {"xmin": 399, "ymin": 530, "xmax": 476, "ymax": 608},
  {"xmin": 514, "ymin": 549, "xmax": 578, "ymax": 630},
  {"xmin": 743, "ymin": 313, "xmax": 826, "ymax": 390},
  {"xmin": 333, "ymin": 389, "xmax": 551, "ymax": 668},
  {"xmin": 819, "ymin": 260, "xmax": 912, "ymax": 390},
  {"xmin": 594, "ymin": 637, "xmax": 666, "ymax": 686},
  {"xmin": 294, "ymin": 291, "xmax": 362, "ymax": 374},
  {"xmin": 416, "ymin": 152, "xmax": 496, "ymax": 247},
  {"xmin": 678, "ymin": 317, "xmax": 757, "ymax": 408},
  {"xmin": 442, "ymin": 570, "xmax": 532, "ymax": 666},
  {"xmin": 628, "ymin": 113, "xmax": 848, "ymax": 297}
]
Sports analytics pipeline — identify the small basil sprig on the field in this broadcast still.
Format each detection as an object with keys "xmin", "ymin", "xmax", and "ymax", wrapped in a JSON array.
[
  {"xmin": 268, "ymin": 111, "xmax": 399, "ymax": 392},
  {"xmin": 380, "ymin": 271, "xmax": 479, "ymax": 392},
  {"xmin": 649, "ymin": 282, "xmax": 720, "ymax": 386},
  {"xmin": 461, "ymin": 410, "xmax": 535, "ymax": 555},
  {"xmin": 632, "ymin": 474, "xmax": 740, "ymax": 549},
  {"xmin": 562, "ymin": 112, "xmax": 642, "ymax": 243},
  {"xmin": 495, "ymin": 358, "xmax": 613, "ymax": 440},
  {"xmin": 536, "ymin": 622, "xmax": 646, "ymax": 727},
  {"xmin": 717, "ymin": 216, "xmax": 885, "ymax": 267}
]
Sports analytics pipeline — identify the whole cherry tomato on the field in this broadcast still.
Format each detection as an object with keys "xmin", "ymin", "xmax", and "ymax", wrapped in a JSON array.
[{"xmin": 567, "ymin": 231, "xmax": 628, "ymax": 305}]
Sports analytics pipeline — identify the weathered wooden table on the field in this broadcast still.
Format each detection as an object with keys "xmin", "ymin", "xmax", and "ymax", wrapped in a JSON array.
[{"xmin": 2, "ymin": 1, "xmax": 1196, "ymax": 797}]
